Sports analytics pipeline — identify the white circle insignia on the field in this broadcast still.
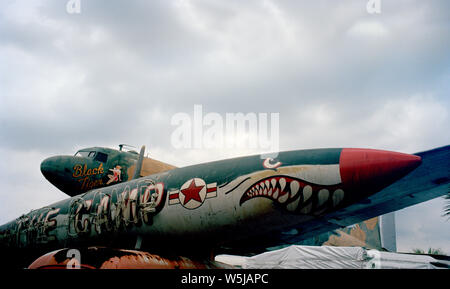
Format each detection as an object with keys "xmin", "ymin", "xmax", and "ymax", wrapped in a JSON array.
[{"xmin": 178, "ymin": 178, "xmax": 207, "ymax": 209}]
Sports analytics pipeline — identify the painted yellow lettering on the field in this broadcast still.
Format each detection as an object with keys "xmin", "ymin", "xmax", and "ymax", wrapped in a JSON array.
[
  {"xmin": 73, "ymin": 164, "xmax": 83, "ymax": 178},
  {"xmin": 79, "ymin": 177, "xmax": 90, "ymax": 190}
]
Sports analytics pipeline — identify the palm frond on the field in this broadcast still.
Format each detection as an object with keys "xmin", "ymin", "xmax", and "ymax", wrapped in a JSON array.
[{"xmin": 443, "ymin": 193, "xmax": 450, "ymax": 218}]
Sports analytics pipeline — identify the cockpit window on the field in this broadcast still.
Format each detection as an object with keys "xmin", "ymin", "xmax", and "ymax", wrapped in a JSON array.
[
  {"xmin": 75, "ymin": 150, "xmax": 90, "ymax": 157},
  {"xmin": 75, "ymin": 150, "xmax": 97, "ymax": 158},
  {"xmin": 95, "ymin": 152, "xmax": 108, "ymax": 163}
]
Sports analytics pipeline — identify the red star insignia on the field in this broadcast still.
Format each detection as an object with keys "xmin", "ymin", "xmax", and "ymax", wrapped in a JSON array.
[{"xmin": 180, "ymin": 179, "xmax": 204, "ymax": 205}]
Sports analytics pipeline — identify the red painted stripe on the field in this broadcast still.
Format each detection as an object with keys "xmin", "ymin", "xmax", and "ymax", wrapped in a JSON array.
[
  {"xmin": 207, "ymin": 187, "xmax": 216, "ymax": 193},
  {"xmin": 169, "ymin": 193, "xmax": 179, "ymax": 200}
]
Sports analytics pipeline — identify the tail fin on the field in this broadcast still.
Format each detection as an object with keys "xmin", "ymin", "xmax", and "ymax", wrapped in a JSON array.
[
  {"xmin": 379, "ymin": 212, "xmax": 397, "ymax": 251},
  {"xmin": 298, "ymin": 213, "xmax": 397, "ymax": 251}
]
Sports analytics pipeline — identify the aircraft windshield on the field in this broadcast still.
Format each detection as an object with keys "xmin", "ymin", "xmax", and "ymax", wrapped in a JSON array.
[
  {"xmin": 75, "ymin": 150, "xmax": 96, "ymax": 158},
  {"xmin": 74, "ymin": 150, "xmax": 107, "ymax": 162}
]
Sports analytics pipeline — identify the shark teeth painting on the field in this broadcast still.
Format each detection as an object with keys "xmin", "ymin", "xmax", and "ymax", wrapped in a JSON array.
[{"xmin": 239, "ymin": 174, "xmax": 344, "ymax": 216}]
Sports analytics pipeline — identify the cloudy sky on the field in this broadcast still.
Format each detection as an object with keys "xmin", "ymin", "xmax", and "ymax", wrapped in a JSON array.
[{"xmin": 0, "ymin": 0, "xmax": 449, "ymax": 254}]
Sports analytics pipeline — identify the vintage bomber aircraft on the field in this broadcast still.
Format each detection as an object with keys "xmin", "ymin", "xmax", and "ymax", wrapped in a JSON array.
[{"xmin": 0, "ymin": 145, "xmax": 449, "ymax": 269}]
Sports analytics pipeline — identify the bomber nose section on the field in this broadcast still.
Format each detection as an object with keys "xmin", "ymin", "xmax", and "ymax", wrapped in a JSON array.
[
  {"xmin": 41, "ymin": 156, "xmax": 79, "ymax": 195},
  {"xmin": 339, "ymin": 148, "xmax": 422, "ymax": 192},
  {"xmin": 40, "ymin": 156, "xmax": 62, "ymax": 183}
]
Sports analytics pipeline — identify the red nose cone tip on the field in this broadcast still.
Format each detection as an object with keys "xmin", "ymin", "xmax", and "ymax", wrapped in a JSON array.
[{"xmin": 339, "ymin": 148, "xmax": 422, "ymax": 189}]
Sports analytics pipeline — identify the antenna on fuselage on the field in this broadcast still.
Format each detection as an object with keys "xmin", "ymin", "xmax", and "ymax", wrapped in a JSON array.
[{"xmin": 119, "ymin": 144, "xmax": 136, "ymax": 151}]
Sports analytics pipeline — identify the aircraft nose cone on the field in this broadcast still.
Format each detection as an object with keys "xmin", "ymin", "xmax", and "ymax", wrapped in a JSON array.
[
  {"xmin": 40, "ymin": 156, "xmax": 60, "ymax": 181},
  {"xmin": 41, "ymin": 155, "xmax": 89, "ymax": 196},
  {"xmin": 339, "ymin": 148, "xmax": 422, "ymax": 191}
]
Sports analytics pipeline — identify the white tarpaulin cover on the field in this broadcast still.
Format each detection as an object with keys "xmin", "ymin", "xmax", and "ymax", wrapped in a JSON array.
[
  {"xmin": 215, "ymin": 245, "xmax": 449, "ymax": 269},
  {"xmin": 365, "ymin": 250, "xmax": 449, "ymax": 269},
  {"xmin": 243, "ymin": 246, "xmax": 367, "ymax": 269}
]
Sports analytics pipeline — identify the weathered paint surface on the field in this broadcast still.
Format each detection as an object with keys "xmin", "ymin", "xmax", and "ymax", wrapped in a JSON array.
[
  {"xmin": 0, "ymin": 148, "xmax": 422, "ymax": 261},
  {"xmin": 28, "ymin": 247, "xmax": 230, "ymax": 269},
  {"xmin": 299, "ymin": 217, "xmax": 382, "ymax": 249}
]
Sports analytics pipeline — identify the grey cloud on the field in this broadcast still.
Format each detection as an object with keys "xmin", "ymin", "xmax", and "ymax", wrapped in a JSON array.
[
  {"xmin": 397, "ymin": 197, "xmax": 450, "ymax": 255},
  {"xmin": 1, "ymin": 0, "xmax": 449, "ymax": 154}
]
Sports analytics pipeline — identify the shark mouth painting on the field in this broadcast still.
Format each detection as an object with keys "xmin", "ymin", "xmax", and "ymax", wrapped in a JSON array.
[{"xmin": 239, "ymin": 175, "xmax": 345, "ymax": 215}]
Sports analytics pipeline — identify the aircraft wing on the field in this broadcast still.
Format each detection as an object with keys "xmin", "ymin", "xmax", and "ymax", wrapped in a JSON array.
[{"xmin": 224, "ymin": 145, "xmax": 450, "ymax": 253}]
